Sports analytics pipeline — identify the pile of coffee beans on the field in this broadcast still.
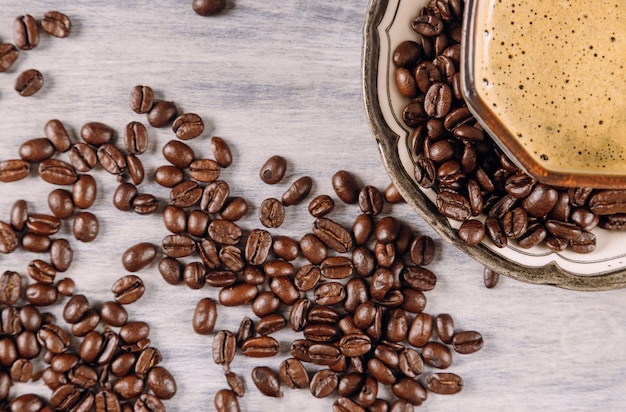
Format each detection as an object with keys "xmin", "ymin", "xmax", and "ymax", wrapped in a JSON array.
[
  {"xmin": 393, "ymin": 0, "xmax": 626, "ymax": 255},
  {"xmin": 1, "ymin": 10, "xmax": 71, "ymax": 97}
]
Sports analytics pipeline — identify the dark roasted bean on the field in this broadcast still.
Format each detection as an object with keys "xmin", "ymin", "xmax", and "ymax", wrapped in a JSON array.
[
  {"xmin": 214, "ymin": 389, "xmax": 240, "ymax": 412},
  {"xmin": 452, "ymin": 330, "xmax": 484, "ymax": 354},
  {"xmin": 241, "ymin": 336, "xmax": 279, "ymax": 358},
  {"xmin": 14, "ymin": 15, "xmax": 39, "ymax": 49},
  {"xmin": 259, "ymin": 155, "xmax": 287, "ymax": 184},
  {"xmin": 310, "ymin": 369, "xmax": 338, "ymax": 398},
  {"xmin": 111, "ymin": 275, "xmax": 145, "ymax": 305},
  {"xmin": 251, "ymin": 366, "xmax": 282, "ymax": 398}
]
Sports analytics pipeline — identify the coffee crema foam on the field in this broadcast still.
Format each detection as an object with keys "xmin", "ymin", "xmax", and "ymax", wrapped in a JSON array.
[{"xmin": 474, "ymin": 0, "xmax": 625, "ymax": 174}]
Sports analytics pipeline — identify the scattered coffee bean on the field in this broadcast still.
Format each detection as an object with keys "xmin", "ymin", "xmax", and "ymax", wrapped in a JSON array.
[
  {"xmin": 41, "ymin": 11, "xmax": 72, "ymax": 38},
  {"xmin": 13, "ymin": 15, "xmax": 39, "ymax": 50},
  {"xmin": 259, "ymin": 155, "xmax": 287, "ymax": 184},
  {"xmin": 251, "ymin": 366, "xmax": 282, "ymax": 398},
  {"xmin": 193, "ymin": 0, "xmax": 227, "ymax": 16},
  {"xmin": 15, "ymin": 69, "xmax": 44, "ymax": 96}
]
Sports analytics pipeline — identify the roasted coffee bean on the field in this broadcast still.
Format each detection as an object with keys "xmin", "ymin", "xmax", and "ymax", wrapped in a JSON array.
[
  {"xmin": 351, "ymin": 246, "xmax": 375, "ymax": 278},
  {"xmin": 282, "ymin": 175, "xmax": 313, "ymax": 206},
  {"xmin": 172, "ymin": 113, "xmax": 204, "ymax": 140},
  {"xmin": 354, "ymin": 301, "xmax": 377, "ymax": 329},
  {"xmin": 571, "ymin": 208, "xmax": 599, "ymax": 231},
  {"xmin": 0, "ymin": 43, "xmax": 18, "ymax": 72},
  {"xmin": 161, "ymin": 234, "xmax": 196, "ymax": 258},
  {"xmin": 402, "ymin": 100, "xmax": 429, "ymax": 127},
  {"xmin": 111, "ymin": 275, "xmax": 145, "ymax": 304},
  {"xmin": 27, "ymin": 259, "xmax": 56, "ymax": 285},
  {"xmin": 299, "ymin": 233, "xmax": 327, "ymax": 264},
  {"xmin": 9, "ymin": 393, "xmax": 44, "ymax": 412},
  {"xmin": 314, "ymin": 282, "xmax": 345, "ymax": 306},
  {"xmin": 351, "ymin": 214, "xmax": 373, "ymax": 247},
  {"xmin": 252, "ymin": 291, "xmax": 281, "ymax": 318},
  {"xmin": 37, "ymin": 324, "xmax": 70, "ymax": 354},
  {"xmin": 162, "ymin": 205, "xmax": 187, "ymax": 234},
  {"xmin": 56, "ymin": 277, "xmax": 74, "ymax": 297},
  {"xmin": 259, "ymin": 155, "xmax": 287, "ymax": 184},
  {"xmin": 100, "ymin": 301, "xmax": 128, "ymax": 327},
  {"xmin": 71, "ymin": 308, "xmax": 100, "ymax": 337},
  {"xmin": 483, "ymin": 267, "xmax": 500, "ymax": 288},
  {"xmin": 130, "ymin": 85, "xmax": 154, "ymax": 114},
  {"xmin": 337, "ymin": 372, "xmax": 363, "ymax": 398},
  {"xmin": 392, "ymin": 377, "xmax": 427, "ymax": 406},
  {"xmin": 220, "ymin": 197, "xmax": 248, "ymax": 222},
  {"xmin": 219, "ymin": 246, "xmax": 245, "ymax": 272},
  {"xmin": 279, "ymin": 358, "xmax": 309, "ymax": 389},
  {"xmin": 270, "ymin": 275, "xmax": 300, "ymax": 305},
  {"xmin": 332, "ymin": 170, "xmax": 360, "ymax": 204},
  {"xmin": 10, "ymin": 358, "xmax": 32, "ymax": 382},
  {"xmin": 162, "ymin": 139, "xmax": 194, "ymax": 168},
  {"xmin": 21, "ymin": 233, "xmax": 51, "ymax": 253},
  {"xmin": 223, "ymin": 371, "xmax": 245, "ymax": 397},
  {"xmin": 14, "ymin": 15, "xmax": 39, "ymax": 50},
  {"xmin": 293, "ymin": 265, "xmax": 320, "ymax": 293},
  {"xmin": 289, "ymin": 298, "xmax": 311, "ymax": 332},
  {"xmin": 126, "ymin": 154, "xmax": 145, "ymax": 185},
  {"xmin": 367, "ymin": 358, "xmax": 396, "ymax": 385},
  {"xmin": 0, "ymin": 159, "xmax": 30, "ymax": 183},
  {"xmin": 303, "ymin": 323, "xmax": 338, "ymax": 343},
  {"xmin": 193, "ymin": 0, "xmax": 226, "ymax": 15},
  {"xmin": 41, "ymin": 11, "xmax": 71, "ymax": 37},
  {"xmin": 457, "ymin": 219, "xmax": 485, "ymax": 246},
  {"xmin": 2, "ymin": 306, "xmax": 22, "ymax": 335},
  {"xmin": 485, "ymin": 215, "xmax": 508, "ymax": 248},
  {"xmin": 157, "ymin": 257, "xmax": 181, "ymax": 286},
  {"xmin": 19, "ymin": 138, "xmax": 54, "ymax": 163},
  {"xmin": 259, "ymin": 197, "xmax": 285, "ymax": 228},
  {"xmin": 358, "ymin": 186, "xmax": 384, "ymax": 215},
  {"xmin": 235, "ymin": 316, "xmax": 254, "ymax": 349},
  {"xmin": 241, "ymin": 336, "xmax": 280, "ymax": 358},
  {"xmin": 307, "ymin": 194, "xmax": 335, "ymax": 218},
  {"xmin": 375, "ymin": 344, "xmax": 400, "ymax": 369},
  {"xmin": 343, "ymin": 278, "xmax": 369, "ymax": 313},
  {"xmin": 25, "ymin": 283, "xmax": 58, "ymax": 306},
  {"xmin": 10, "ymin": 199, "xmax": 28, "ymax": 231},
  {"xmin": 409, "ymin": 235, "xmax": 435, "ymax": 265},
  {"xmin": 251, "ymin": 366, "xmax": 282, "ymax": 398},
  {"xmin": 516, "ymin": 223, "xmax": 546, "ymax": 249},
  {"xmin": 73, "ymin": 212, "xmax": 99, "ymax": 242},
  {"xmin": 39, "ymin": 159, "xmax": 78, "ymax": 185},
  {"xmin": 189, "ymin": 159, "xmax": 220, "ymax": 183},
  {"xmin": 122, "ymin": 242, "xmax": 157, "ymax": 272},
  {"xmin": 187, "ymin": 209, "xmax": 210, "ymax": 236},
  {"xmin": 148, "ymin": 101, "xmax": 178, "ymax": 128},
  {"xmin": 424, "ymin": 82, "xmax": 452, "ymax": 118},
  {"xmin": 201, "ymin": 180, "xmax": 230, "ymax": 214},
  {"xmin": 426, "ymin": 372, "xmax": 464, "ymax": 395},
  {"xmin": 72, "ymin": 174, "xmax": 97, "ymax": 209},
  {"xmin": 393, "ymin": 40, "xmax": 423, "ymax": 68},
  {"xmin": 219, "ymin": 283, "xmax": 258, "ymax": 306},
  {"xmin": 26, "ymin": 213, "xmax": 61, "ymax": 236},
  {"xmin": 384, "ymin": 307, "xmax": 408, "ymax": 342},
  {"xmin": 370, "ymin": 267, "xmax": 394, "ymax": 300},
  {"xmin": 67, "ymin": 143, "xmax": 97, "ymax": 173},
  {"xmin": 170, "ymin": 181, "xmax": 202, "ymax": 208},
  {"xmin": 135, "ymin": 393, "xmax": 165, "ymax": 412},
  {"xmin": 210, "ymin": 136, "xmax": 233, "ymax": 168},
  {"xmin": 212, "ymin": 330, "xmax": 236, "ymax": 368},
  {"xmin": 208, "ymin": 219, "xmax": 241, "ymax": 245},
  {"xmin": 321, "ymin": 256, "xmax": 354, "ymax": 279},
  {"xmin": 436, "ymin": 191, "xmax": 471, "ymax": 221},
  {"xmin": 113, "ymin": 374, "xmax": 144, "ymax": 400},
  {"xmin": 154, "ymin": 165, "xmax": 184, "ymax": 188},
  {"xmin": 313, "ymin": 217, "xmax": 353, "ymax": 253},
  {"xmin": 398, "ymin": 347, "xmax": 423, "ymax": 378},
  {"xmin": 407, "ymin": 312, "xmax": 432, "ymax": 347},
  {"xmin": 132, "ymin": 193, "xmax": 159, "ymax": 215},
  {"xmin": 309, "ymin": 369, "xmax": 338, "ymax": 398},
  {"xmin": 358, "ymin": 376, "xmax": 378, "ymax": 408},
  {"xmin": 0, "ymin": 337, "xmax": 18, "ymax": 367},
  {"xmin": 122, "ymin": 121, "xmax": 149, "ymax": 155},
  {"xmin": 97, "ymin": 143, "xmax": 126, "ymax": 175},
  {"xmin": 396, "ymin": 67, "xmax": 418, "ymax": 97},
  {"xmin": 375, "ymin": 216, "xmax": 400, "ymax": 244},
  {"xmin": 245, "ymin": 229, "xmax": 272, "ymax": 266},
  {"xmin": 545, "ymin": 220, "xmax": 582, "ymax": 240},
  {"xmin": 146, "ymin": 366, "xmax": 176, "ymax": 400},
  {"xmin": 79, "ymin": 122, "xmax": 113, "ymax": 146},
  {"xmin": 422, "ymin": 341, "xmax": 453, "ymax": 368},
  {"xmin": 268, "ymin": 236, "xmax": 297, "ymax": 262},
  {"xmin": 339, "ymin": 333, "xmax": 371, "ymax": 357},
  {"xmin": 214, "ymin": 389, "xmax": 240, "ymax": 412},
  {"xmin": 521, "ymin": 184, "xmax": 559, "ymax": 218},
  {"xmin": 0, "ymin": 271, "xmax": 21, "ymax": 304},
  {"xmin": 183, "ymin": 262, "xmax": 207, "ymax": 289},
  {"xmin": 111, "ymin": 182, "xmax": 137, "ymax": 211},
  {"xmin": 402, "ymin": 266, "xmax": 437, "ymax": 291},
  {"xmin": 452, "ymin": 330, "xmax": 484, "ymax": 354},
  {"xmin": 570, "ymin": 231, "xmax": 597, "ymax": 254}
]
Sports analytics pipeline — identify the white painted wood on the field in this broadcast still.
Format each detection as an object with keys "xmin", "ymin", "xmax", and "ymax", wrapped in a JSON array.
[{"xmin": 0, "ymin": 1, "xmax": 624, "ymax": 411}]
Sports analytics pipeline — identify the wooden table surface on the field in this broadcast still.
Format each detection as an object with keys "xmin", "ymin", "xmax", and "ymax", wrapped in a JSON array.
[{"xmin": 1, "ymin": 1, "xmax": 625, "ymax": 411}]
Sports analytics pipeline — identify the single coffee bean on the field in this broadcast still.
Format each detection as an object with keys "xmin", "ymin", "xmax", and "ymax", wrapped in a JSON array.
[
  {"xmin": 71, "ymin": 174, "xmax": 97, "ymax": 210},
  {"xmin": 10, "ymin": 199, "xmax": 28, "ymax": 231},
  {"xmin": 303, "ymin": 323, "xmax": 339, "ymax": 343},
  {"xmin": 252, "ymin": 291, "xmax": 281, "ymax": 318},
  {"xmin": 146, "ymin": 366, "xmax": 176, "ymax": 400},
  {"xmin": 68, "ymin": 143, "xmax": 97, "ymax": 172},
  {"xmin": 123, "ymin": 121, "xmax": 148, "ymax": 155},
  {"xmin": 224, "ymin": 371, "xmax": 245, "ymax": 397},
  {"xmin": 71, "ymin": 308, "xmax": 101, "ymax": 337},
  {"xmin": 245, "ymin": 229, "xmax": 273, "ymax": 266},
  {"xmin": 148, "ymin": 101, "xmax": 178, "ymax": 128},
  {"xmin": 111, "ymin": 275, "xmax": 145, "ymax": 304},
  {"xmin": 392, "ymin": 377, "xmax": 428, "ymax": 406},
  {"xmin": 220, "ymin": 197, "xmax": 248, "ymax": 222},
  {"xmin": 398, "ymin": 347, "xmax": 423, "ymax": 378},
  {"xmin": 321, "ymin": 256, "xmax": 354, "ymax": 280},
  {"xmin": 570, "ymin": 231, "xmax": 597, "ymax": 254},
  {"xmin": 73, "ymin": 212, "xmax": 99, "ymax": 242},
  {"xmin": 452, "ymin": 330, "xmax": 484, "ymax": 354},
  {"xmin": 402, "ymin": 266, "xmax": 437, "ymax": 291},
  {"xmin": 163, "ymin": 205, "xmax": 187, "ymax": 233},
  {"xmin": 172, "ymin": 113, "xmax": 204, "ymax": 140},
  {"xmin": 122, "ymin": 242, "xmax": 157, "ymax": 272},
  {"xmin": 25, "ymin": 283, "xmax": 58, "ymax": 306},
  {"xmin": 19, "ymin": 138, "xmax": 55, "ymax": 163},
  {"xmin": 259, "ymin": 155, "xmax": 287, "ymax": 184},
  {"xmin": 310, "ymin": 369, "xmax": 338, "ymax": 398},
  {"xmin": 314, "ymin": 282, "xmax": 345, "ymax": 306},
  {"xmin": 39, "ymin": 159, "xmax": 78, "ymax": 185},
  {"xmin": 170, "ymin": 180, "xmax": 203, "ymax": 208},
  {"xmin": 339, "ymin": 333, "xmax": 372, "ymax": 357},
  {"xmin": 154, "ymin": 166, "xmax": 183, "ymax": 188},
  {"xmin": 97, "ymin": 143, "xmax": 126, "ymax": 175},
  {"xmin": 409, "ymin": 235, "xmax": 435, "ymax": 265},
  {"xmin": 135, "ymin": 393, "xmax": 165, "ymax": 412},
  {"xmin": 201, "ymin": 181, "xmax": 230, "ymax": 214},
  {"xmin": 26, "ymin": 214, "xmax": 61, "ymax": 236},
  {"xmin": 162, "ymin": 140, "xmax": 195, "ymax": 168},
  {"xmin": 457, "ymin": 219, "xmax": 485, "ymax": 246},
  {"xmin": 113, "ymin": 374, "xmax": 144, "ymax": 400},
  {"xmin": 308, "ymin": 194, "xmax": 335, "ymax": 217},
  {"xmin": 41, "ymin": 11, "xmax": 71, "ymax": 37},
  {"xmin": 259, "ymin": 198, "xmax": 285, "ymax": 228},
  {"xmin": 9, "ymin": 394, "xmax": 44, "ymax": 412},
  {"xmin": 426, "ymin": 372, "xmax": 464, "ymax": 395},
  {"xmin": 112, "ymin": 182, "xmax": 138, "ymax": 211},
  {"xmin": 384, "ymin": 307, "xmax": 408, "ymax": 342},
  {"xmin": 100, "ymin": 301, "xmax": 128, "ymax": 327},
  {"xmin": 211, "ymin": 136, "xmax": 233, "ymax": 167},
  {"xmin": 130, "ymin": 85, "xmax": 154, "ymax": 114},
  {"xmin": 251, "ymin": 366, "xmax": 282, "ymax": 398},
  {"xmin": 270, "ymin": 276, "xmax": 301, "ymax": 305},
  {"xmin": 183, "ymin": 262, "xmax": 207, "ymax": 289},
  {"xmin": 313, "ymin": 217, "xmax": 353, "ymax": 253},
  {"xmin": 368, "ymin": 358, "xmax": 396, "ymax": 385},
  {"xmin": 0, "ymin": 223, "xmax": 18, "ymax": 255},
  {"xmin": 358, "ymin": 186, "xmax": 384, "ymax": 215},
  {"xmin": 407, "ymin": 312, "xmax": 433, "ymax": 347},
  {"xmin": 43, "ymin": 119, "xmax": 71, "ymax": 153},
  {"xmin": 241, "ymin": 336, "xmax": 279, "ymax": 358},
  {"xmin": 483, "ymin": 267, "xmax": 500, "ymax": 288},
  {"xmin": 279, "ymin": 357, "xmax": 309, "ymax": 389},
  {"xmin": 332, "ymin": 170, "xmax": 360, "ymax": 204},
  {"xmin": 193, "ymin": 0, "xmax": 226, "ymax": 16},
  {"xmin": 63, "ymin": 294, "xmax": 89, "ymax": 324},
  {"xmin": 80, "ymin": 122, "xmax": 113, "ymax": 146},
  {"xmin": 219, "ymin": 283, "xmax": 258, "ymax": 306},
  {"xmin": 22, "ymin": 233, "xmax": 51, "ymax": 253},
  {"xmin": 27, "ymin": 259, "xmax": 56, "ymax": 285},
  {"xmin": 271, "ymin": 235, "xmax": 298, "ymax": 261},
  {"xmin": 132, "ymin": 193, "xmax": 159, "ymax": 215},
  {"xmin": 0, "ymin": 159, "xmax": 30, "ymax": 183},
  {"xmin": 189, "ymin": 159, "xmax": 220, "ymax": 183},
  {"xmin": 185, "ymin": 210, "xmax": 209, "ymax": 237},
  {"xmin": 126, "ymin": 154, "xmax": 145, "ymax": 185},
  {"xmin": 282, "ymin": 176, "xmax": 313, "ymax": 206},
  {"xmin": 14, "ymin": 15, "xmax": 39, "ymax": 50},
  {"xmin": 422, "ymin": 341, "xmax": 453, "ymax": 368},
  {"xmin": 293, "ymin": 265, "xmax": 321, "ymax": 292},
  {"xmin": 208, "ymin": 219, "xmax": 241, "ymax": 245},
  {"xmin": 0, "ymin": 271, "xmax": 21, "ymax": 304},
  {"xmin": 396, "ymin": 67, "xmax": 418, "ymax": 97},
  {"xmin": 0, "ymin": 43, "xmax": 18, "ymax": 72},
  {"xmin": 157, "ymin": 257, "xmax": 182, "ymax": 286},
  {"xmin": 214, "ymin": 388, "xmax": 240, "ymax": 412}
]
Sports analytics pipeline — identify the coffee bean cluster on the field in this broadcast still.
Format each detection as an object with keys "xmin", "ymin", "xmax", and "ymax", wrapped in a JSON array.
[
  {"xmin": 0, "ymin": 10, "xmax": 71, "ymax": 97},
  {"xmin": 393, "ymin": 0, "xmax": 626, "ymax": 255},
  {"xmin": 142, "ymin": 109, "xmax": 484, "ymax": 412}
]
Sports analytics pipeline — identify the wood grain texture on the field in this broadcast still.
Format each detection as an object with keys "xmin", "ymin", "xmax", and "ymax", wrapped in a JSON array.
[{"xmin": 0, "ymin": 1, "xmax": 625, "ymax": 411}]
